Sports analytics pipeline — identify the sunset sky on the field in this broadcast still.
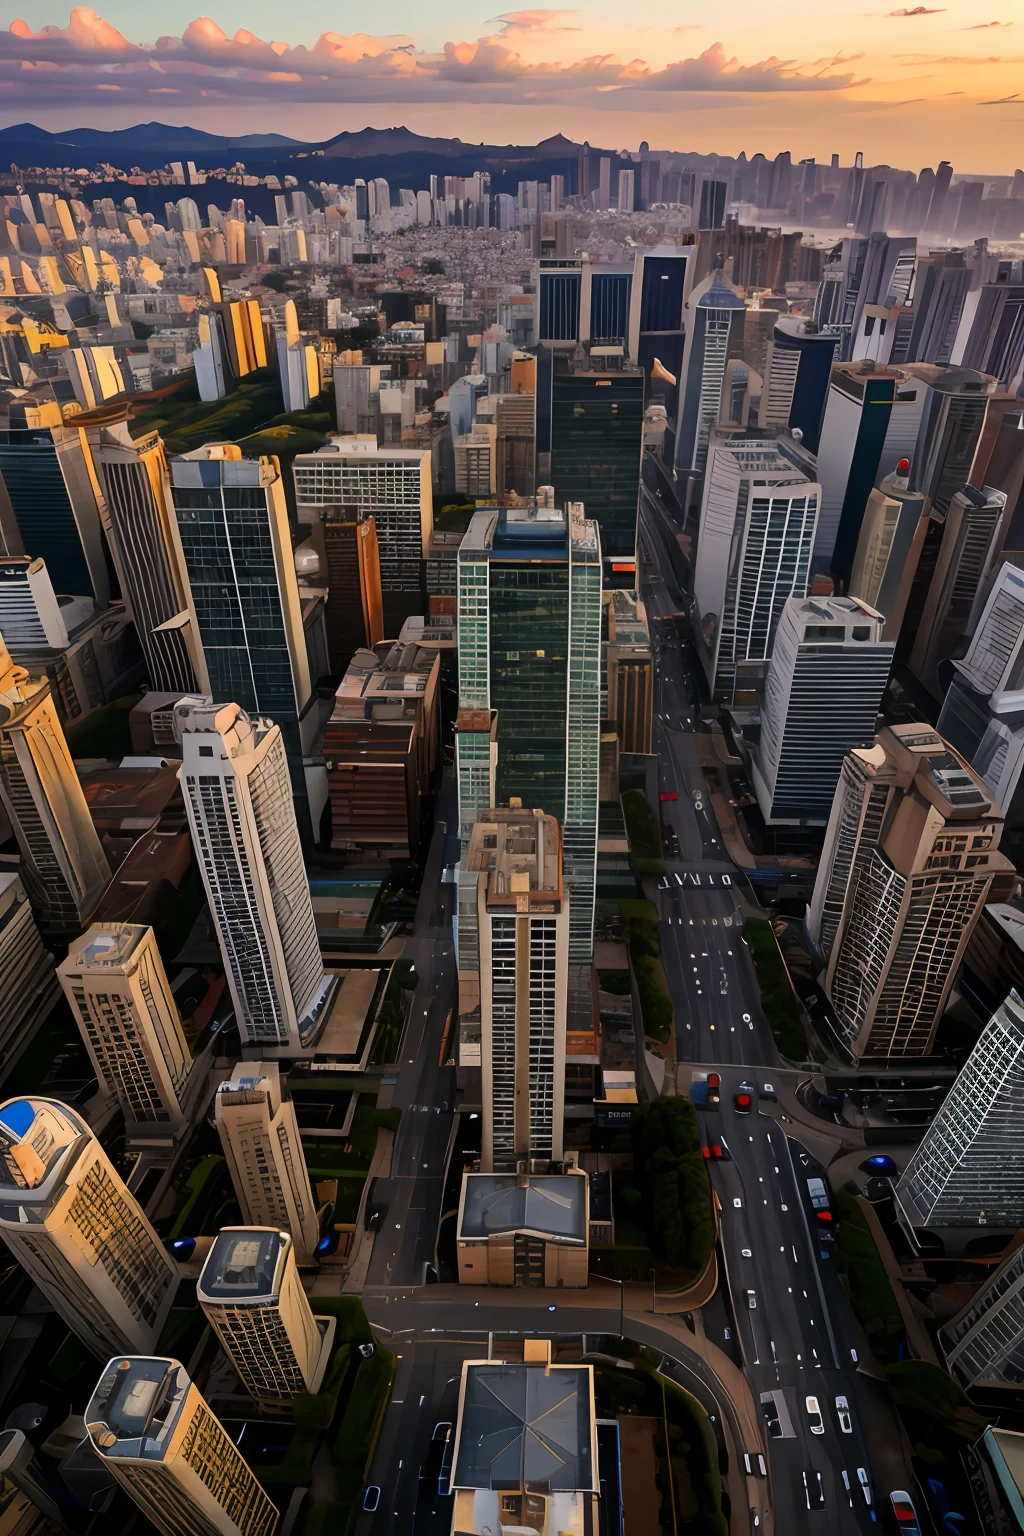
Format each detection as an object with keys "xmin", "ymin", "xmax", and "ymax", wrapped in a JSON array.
[{"xmin": 3, "ymin": 3, "xmax": 1023, "ymax": 172}]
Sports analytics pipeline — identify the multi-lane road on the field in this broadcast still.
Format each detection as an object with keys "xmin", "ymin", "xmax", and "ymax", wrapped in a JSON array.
[{"xmin": 638, "ymin": 493, "xmax": 909, "ymax": 1530}]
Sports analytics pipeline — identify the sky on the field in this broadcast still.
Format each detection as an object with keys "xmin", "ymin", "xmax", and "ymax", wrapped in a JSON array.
[{"xmin": 2, "ymin": 3, "xmax": 1024, "ymax": 172}]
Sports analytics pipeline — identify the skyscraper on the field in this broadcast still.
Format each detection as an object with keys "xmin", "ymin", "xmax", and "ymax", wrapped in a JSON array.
[
  {"xmin": 548, "ymin": 362, "xmax": 644, "ymax": 558},
  {"xmin": 822, "ymin": 730, "xmax": 1013, "ymax": 1056},
  {"xmin": 942, "ymin": 1233, "xmax": 1024, "ymax": 1388},
  {"xmin": 85, "ymin": 1356, "xmax": 278, "ymax": 1536},
  {"xmin": 176, "ymin": 700, "xmax": 335, "ymax": 1052},
  {"xmin": 170, "ymin": 446, "xmax": 312, "ymax": 752},
  {"xmin": 758, "ymin": 318, "xmax": 838, "ymax": 452},
  {"xmin": 752, "ymin": 596, "xmax": 894, "ymax": 826},
  {"xmin": 896, "ymin": 992, "xmax": 1024, "ymax": 1228},
  {"xmin": 198, "ymin": 1228, "xmax": 334, "ymax": 1404},
  {"xmin": 457, "ymin": 505, "xmax": 601, "ymax": 963},
  {"xmin": 0, "ymin": 1097, "xmax": 178, "ymax": 1358},
  {"xmin": 57, "ymin": 924, "xmax": 193, "ymax": 1150},
  {"xmin": 292, "ymin": 439, "xmax": 432, "ymax": 635},
  {"xmin": 460, "ymin": 806, "xmax": 569, "ymax": 1173},
  {"xmin": 847, "ymin": 462, "xmax": 928, "ymax": 641},
  {"xmin": 908, "ymin": 484, "xmax": 1007, "ymax": 699},
  {"xmin": 0, "ymin": 640, "xmax": 110, "ymax": 939},
  {"xmin": 0, "ymin": 872, "xmax": 59, "ymax": 1066},
  {"xmin": 674, "ymin": 260, "xmax": 747, "ymax": 475},
  {"xmin": 320, "ymin": 511, "xmax": 384, "ymax": 675},
  {"xmin": 693, "ymin": 430, "xmax": 820, "ymax": 702},
  {"xmin": 214, "ymin": 1063, "xmax": 319, "ymax": 1262}
]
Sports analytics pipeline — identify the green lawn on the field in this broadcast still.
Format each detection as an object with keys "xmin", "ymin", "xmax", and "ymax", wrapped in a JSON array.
[
  {"xmin": 833, "ymin": 1189, "xmax": 905, "ymax": 1363},
  {"xmin": 744, "ymin": 918, "xmax": 809, "ymax": 1060}
]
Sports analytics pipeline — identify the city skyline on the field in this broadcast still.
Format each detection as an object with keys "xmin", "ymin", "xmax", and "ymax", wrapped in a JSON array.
[{"xmin": 2, "ymin": 5, "xmax": 1024, "ymax": 172}]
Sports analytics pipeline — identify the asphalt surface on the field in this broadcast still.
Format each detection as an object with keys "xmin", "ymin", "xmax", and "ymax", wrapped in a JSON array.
[{"xmin": 638, "ymin": 496, "xmax": 903, "ymax": 1532}]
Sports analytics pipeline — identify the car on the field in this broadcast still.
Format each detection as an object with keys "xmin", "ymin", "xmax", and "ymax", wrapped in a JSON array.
[
  {"xmin": 803, "ymin": 1470, "xmax": 825, "ymax": 1511},
  {"xmin": 733, "ymin": 1196, "xmax": 742, "ymax": 1208},
  {"xmin": 747, "ymin": 1289, "xmax": 757, "ymax": 1309},
  {"xmin": 842, "ymin": 1470, "xmax": 853, "ymax": 1507},
  {"xmin": 760, "ymin": 1083, "xmax": 777, "ymax": 1102},
  {"xmin": 763, "ymin": 1402, "xmax": 782, "ymax": 1439},
  {"xmin": 707, "ymin": 1072, "xmax": 721, "ymax": 1089},
  {"xmin": 806, "ymin": 1177, "xmax": 833, "ymax": 1224},
  {"xmin": 734, "ymin": 1081, "xmax": 755, "ymax": 1113},
  {"xmin": 860, "ymin": 1154, "xmax": 899, "ymax": 1176},
  {"xmin": 707, "ymin": 1071, "xmax": 721, "ymax": 1108},
  {"xmin": 741, "ymin": 1247, "xmax": 752, "ymax": 1258},
  {"xmin": 659, "ymin": 791, "xmax": 678, "ymax": 801},
  {"xmin": 805, "ymin": 1396, "xmax": 825, "ymax": 1435},
  {"xmin": 362, "ymin": 1486, "xmax": 381, "ymax": 1513},
  {"xmin": 857, "ymin": 1468, "xmax": 872, "ymax": 1507},
  {"xmin": 743, "ymin": 1453, "xmax": 768, "ymax": 1477},
  {"xmin": 890, "ymin": 1491, "xmax": 921, "ymax": 1534},
  {"xmin": 835, "ymin": 1396, "xmax": 853, "ymax": 1434}
]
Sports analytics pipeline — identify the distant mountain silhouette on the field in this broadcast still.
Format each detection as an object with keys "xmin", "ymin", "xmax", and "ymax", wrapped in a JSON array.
[{"xmin": 0, "ymin": 122, "xmax": 301, "ymax": 154}]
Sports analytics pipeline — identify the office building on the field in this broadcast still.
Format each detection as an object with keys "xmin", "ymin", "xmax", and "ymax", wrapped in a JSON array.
[
  {"xmin": 758, "ymin": 318, "xmax": 838, "ymax": 452},
  {"xmin": 898, "ymin": 251, "xmax": 970, "ymax": 367},
  {"xmin": 454, "ymin": 424, "xmax": 497, "ymax": 499},
  {"xmin": 752, "ymin": 596, "xmax": 893, "ymax": 825},
  {"xmin": 85, "ymin": 1356, "xmax": 278, "ymax": 1536},
  {"xmin": 457, "ymin": 505, "xmax": 601, "ymax": 963},
  {"xmin": 908, "ymin": 484, "xmax": 1007, "ymax": 700},
  {"xmin": 320, "ymin": 511, "xmax": 384, "ymax": 675},
  {"xmin": 942, "ymin": 1234, "xmax": 1024, "ymax": 1389},
  {"xmin": 693, "ymin": 431, "xmax": 821, "ymax": 702},
  {"xmin": 459, "ymin": 806, "xmax": 569, "ymax": 1173},
  {"xmin": 214, "ymin": 1063, "xmax": 319, "ymax": 1262},
  {"xmin": 896, "ymin": 993, "xmax": 1024, "ymax": 1228},
  {"xmin": 0, "ymin": 872, "xmax": 58, "ymax": 1068},
  {"xmin": 293, "ymin": 439, "xmax": 432, "ymax": 634},
  {"xmin": 0, "ymin": 1097, "xmax": 178, "ymax": 1358},
  {"xmin": 548, "ymin": 361, "xmax": 643, "ymax": 558},
  {"xmin": 538, "ymin": 259, "xmax": 583, "ymax": 343},
  {"xmin": 0, "ymin": 397, "xmax": 110, "ymax": 604},
  {"xmin": 955, "ymin": 282, "xmax": 1024, "ymax": 392},
  {"xmin": 457, "ymin": 1170, "xmax": 589, "ymax": 1287},
  {"xmin": 627, "ymin": 245, "xmax": 691, "ymax": 366},
  {"xmin": 323, "ymin": 640, "xmax": 439, "ymax": 859},
  {"xmin": 495, "ymin": 392, "xmax": 536, "ymax": 499},
  {"xmin": 57, "ymin": 924, "xmax": 192, "ymax": 1150},
  {"xmin": 674, "ymin": 260, "xmax": 747, "ymax": 475},
  {"xmin": 87, "ymin": 411, "xmax": 200, "ymax": 696},
  {"xmin": 455, "ymin": 708, "xmax": 498, "ymax": 849},
  {"xmin": 176, "ymin": 700, "xmax": 335, "ymax": 1052},
  {"xmin": 823, "ymin": 729, "xmax": 1013, "ymax": 1056},
  {"xmin": 197, "ymin": 1228, "xmax": 334, "ymax": 1404},
  {"xmin": 604, "ymin": 589, "xmax": 653, "ymax": 754},
  {"xmin": 449, "ymin": 1348, "xmax": 597, "ymax": 1536},
  {"xmin": 0, "ymin": 640, "xmax": 110, "ymax": 939},
  {"xmin": 169, "ymin": 447, "xmax": 312, "ymax": 744},
  {"xmin": 847, "ymin": 463, "xmax": 928, "ymax": 641},
  {"xmin": 332, "ymin": 361, "xmax": 391, "ymax": 434}
]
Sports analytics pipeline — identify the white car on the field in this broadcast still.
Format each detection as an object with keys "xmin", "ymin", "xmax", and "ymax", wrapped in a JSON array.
[
  {"xmin": 856, "ymin": 1468, "xmax": 872, "ymax": 1507},
  {"xmin": 741, "ymin": 1247, "xmax": 752, "ymax": 1258},
  {"xmin": 747, "ymin": 1289, "xmax": 757, "ymax": 1310},
  {"xmin": 835, "ymin": 1396, "xmax": 853, "ymax": 1434},
  {"xmin": 733, "ymin": 1197, "xmax": 743, "ymax": 1208},
  {"xmin": 805, "ymin": 1396, "xmax": 825, "ymax": 1435}
]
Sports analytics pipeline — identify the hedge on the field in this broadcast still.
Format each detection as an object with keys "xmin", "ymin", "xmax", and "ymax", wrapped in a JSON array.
[
  {"xmin": 833, "ymin": 1189, "xmax": 905, "ymax": 1364},
  {"xmin": 621, "ymin": 789, "xmax": 666, "ymax": 876},
  {"xmin": 624, "ymin": 905, "xmax": 674, "ymax": 1045},
  {"xmin": 632, "ymin": 1099, "xmax": 714, "ymax": 1275},
  {"xmin": 744, "ymin": 918, "xmax": 809, "ymax": 1060}
]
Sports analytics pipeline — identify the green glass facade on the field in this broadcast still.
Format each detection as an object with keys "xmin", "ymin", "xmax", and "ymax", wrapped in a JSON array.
[
  {"xmin": 489, "ymin": 564, "xmax": 569, "ymax": 816},
  {"xmin": 549, "ymin": 373, "xmax": 643, "ymax": 558}
]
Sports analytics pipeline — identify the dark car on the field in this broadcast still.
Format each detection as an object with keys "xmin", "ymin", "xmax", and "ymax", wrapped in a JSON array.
[
  {"xmin": 734, "ymin": 1082, "xmax": 754, "ymax": 1114},
  {"xmin": 362, "ymin": 1487, "xmax": 381, "ymax": 1513},
  {"xmin": 860, "ymin": 1153, "xmax": 899, "ymax": 1176}
]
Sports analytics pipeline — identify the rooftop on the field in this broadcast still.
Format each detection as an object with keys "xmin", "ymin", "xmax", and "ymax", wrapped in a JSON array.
[
  {"xmin": 459, "ymin": 1174, "xmax": 587, "ymax": 1244},
  {"xmin": 0, "ymin": 1098, "xmax": 88, "ymax": 1197},
  {"xmin": 465, "ymin": 807, "xmax": 563, "ymax": 906},
  {"xmin": 198, "ymin": 1228, "xmax": 287, "ymax": 1303},
  {"xmin": 86, "ymin": 1358, "xmax": 189, "ymax": 1462},
  {"xmin": 453, "ymin": 1362, "xmax": 596, "ymax": 1494}
]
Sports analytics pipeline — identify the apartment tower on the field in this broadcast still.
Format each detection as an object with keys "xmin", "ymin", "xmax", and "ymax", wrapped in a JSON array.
[
  {"xmin": 197, "ymin": 1228, "xmax": 334, "ymax": 1404},
  {"xmin": 85, "ymin": 1356, "xmax": 278, "ymax": 1536},
  {"xmin": 214, "ymin": 1064, "xmax": 319, "ymax": 1262},
  {"xmin": 0, "ymin": 872, "xmax": 59, "ymax": 1066},
  {"xmin": 176, "ymin": 700, "xmax": 335, "ymax": 1052},
  {"xmin": 0, "ymin": 1097, "xmax": 177, "ymax": 1357}
]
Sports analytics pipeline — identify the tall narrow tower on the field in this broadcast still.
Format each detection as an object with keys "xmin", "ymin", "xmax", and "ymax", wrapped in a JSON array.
[
  {"xmin": 0, "ymin": 640, "xmax": 110, "ymax": 938},
  {"xmin": 214, "ymin": 1064, "xmax": 319, "ymax": 1262},
  {"xmin": 176, "ymin": 699, "xmax": 335, "ymax": 1051},
  {"xmin": 85, "ymin": 1356, "xmax": 278, "ymax": 1536},
  {"xmin": 0, "ymin": 1097, "xmax": 178, "ymax": 1358},
  {"xmin": 57, "ymin": 923, "xmax": 193, "ymax": 1149}
]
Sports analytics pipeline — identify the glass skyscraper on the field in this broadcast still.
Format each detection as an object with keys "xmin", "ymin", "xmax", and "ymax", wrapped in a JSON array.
[
  {"xmin": 457, "ymin": 505, "xmax": 601, "ymax": 962},
  {"xmin": 549, "ymin": 369, "xmax": 643, "ymax": 558}
]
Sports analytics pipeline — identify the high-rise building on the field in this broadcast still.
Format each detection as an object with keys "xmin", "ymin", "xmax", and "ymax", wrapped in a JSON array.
[
  {"xmin": 693, "ymin": 430, "xmax": 821, "ymax": 702},
  {"xmin": 57, "ymin": 924, "xmax": 192, "ymax": 1150},
  {"xmin": 85, "ymin": 1356, "xmax": 279, "ymax": 1536},
  {"xmin": 548, "ymin": 363, "xmax": 644, "ymax": 558},
  {"xmin": 757, "ymin": 318, "xmax": 838, "ymax": 452},
  {"xmin": 605, "ymin": 589, "xmax": 653, "ymax": 754},
  {"xmin": 169, "ymin": 447, "xmax": 312, "ymax": 747},
  {"xmin": 459, "ymin": 807, "xmax": 569, "ymax": 1172},
  {"xmin": 0, "ymin": 640, "xmax": 110, "ymax": 939},
  {"xmin": 457, "ymin": 505, "xmax": 601, "ymax": 963},
  {"xmin": 214, "ymin": 1064, "xmax": 318, "ymax": 1262},
  {"xmin": 0, "ymin": 1097, "xmax": 178, "ymax": 1357},
  {"xmin": 896, "ymin": 992, "xmax": 1024, "ymax": 1229},
  {"xmin": 176, "ymin": 700, "xmax": 335, "ymax": 1052},
  {"xmin": 0, "ymin": 398, "xmax": 110, "ymax": 604},
  {"xmin": 293, "ymin": 439, "xmax": 432, "ymax": 635},
  {"xmin": 495, "ymin": 393, "xmax": 536, "ymax": 499},
  {"xmin": 0, "ymin": 872, "xmax": 59, "ymax": 1067},
  {"xmin": 85, "ymin": 412, "xmax": 200, "ymax": 696},
  {"xmin": 674, "ymin": 261, "xmax": 748, "ymax": 475},
  {"xmin": 197, "ymin": 1228, "xmax": 334, "ymax": 1404},
  {"xmin": 847, "ymin": 462, "xmax": 928, "ymax": 641},
  {"xmin": 908, "ymin": 483, "xmax": 1007, "ymax": 699},
  {"xmin": 942, "ymin": 1229, "xmax": 1024, "ymax": 1389},
  {"xmin": 318, "ymin": 511, "xmax": 384, "ymax": 675},
  {"xmin": 822, "ymin": 728, "xmax": 1013, "ymax": 1056},
  {"xmin": 752, "ymin": 596, "xmax": 893, "ymax": 826},
  {"xmin": 955, "ymin": 282, "xmax": 1024, "ymax": 392}
]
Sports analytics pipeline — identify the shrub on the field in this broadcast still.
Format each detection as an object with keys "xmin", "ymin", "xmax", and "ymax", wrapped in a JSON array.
[
  {"xmin": 744, "ymin": 918, "xmax": 808, "ymax": 1060},
  {"xmin": 621, "ymin": 789, "xmax": 666, "ymax": 876},
  {"xmin": 632, "ymin": 1099, "xmax": 714, "ymax": 1273}
]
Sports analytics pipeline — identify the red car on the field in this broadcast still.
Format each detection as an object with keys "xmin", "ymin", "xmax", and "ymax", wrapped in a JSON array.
[{"xmin": 659, "ymin": 791, "xmax": 678, "ymax": 801}]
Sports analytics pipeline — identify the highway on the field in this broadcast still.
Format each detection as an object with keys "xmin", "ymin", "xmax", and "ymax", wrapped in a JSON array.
[{"xmin": 637, "ymin": 494, "xmax": 900, "ymax": 1531}]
